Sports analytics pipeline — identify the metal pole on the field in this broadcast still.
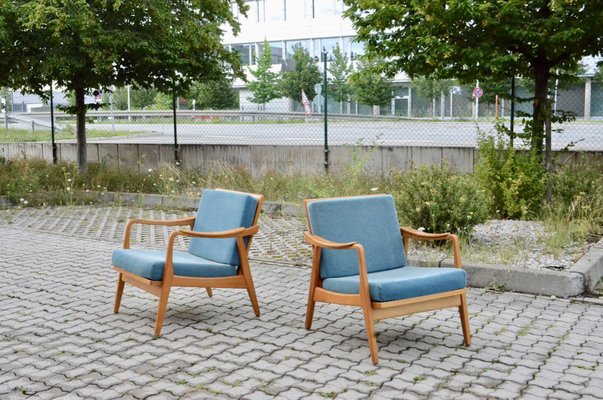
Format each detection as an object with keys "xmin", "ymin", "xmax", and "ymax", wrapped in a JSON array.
[
  {"xmin": 322, "ymin": 48, "xmax": 329, "ymax": 173},
  {"xmin": 173, "ymin": 92, "xmax": 179, "ymax": 164},
  {"xmin": 50, "ymin": 86, "xmax": 57, "ymax": 164},
  {"xmin": 510, "ymin": 76, "xmax": 516, "ymax": 147}
]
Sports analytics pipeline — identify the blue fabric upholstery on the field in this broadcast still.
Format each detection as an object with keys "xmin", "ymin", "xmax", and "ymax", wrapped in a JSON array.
[
  {"xmin": 112, "ymin": 249, "xmax": 238, "ymax": 281},
  {"xmin": 322, "ymin": 266, "xmax": 467, "ymax": 302},
  {"xmin": 188, "ymin": 190, "xmax": 258, "ymax": 266},
  {"xmin": 307, "ymin": 195, "xmax": 406, "ymax": 279}
]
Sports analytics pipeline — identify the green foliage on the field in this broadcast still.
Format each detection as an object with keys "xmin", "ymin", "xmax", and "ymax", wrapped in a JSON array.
[
  {"xmin": 475, "ymin": 125, "xmax": 547, "ymax": 219},
  {"xmin": 111, "ymin": 86, "xmax": 159, "ymax": 110},
  {"xmin": 247, "ymin": 40, "xmax": 281, "ymax": 108},
  {"xmin": 187, "ymin": 79, "xmax": 239, "ymax": 110},
  {"xmin": 280, "ymin": 45, "xmax": 321, "ymax": 104},
  {"xmin": 391, "ymin": 165, "xmax": 491, "ymax": 235},
  {"xmin": 349, "ymin": 58, "xmax": 392, "ymax": 111},
  {"xmin": 328, "ymin": 43, "xmax": 353, "ymax": 106},
  {"xmin": 413, "ymin": 78, "xmax": 456, "ymax": 100},
  {"xmin": 546, "ymin": 157, "xmax": 603, "ymax": 240},
  {"xmin": 345, "ymin": 0, "xmax": 603, "ymax": 155},
  {"xmin": 0, "ymin": 0, "xmax": 246, "ymax": 171}
]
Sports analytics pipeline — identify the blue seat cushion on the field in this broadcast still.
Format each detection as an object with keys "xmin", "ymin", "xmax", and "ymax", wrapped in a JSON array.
[
  {"xmin": 189, "ymin": 189, "xmax": 258, "ymax": 266},
  {"xmin": 112, "ymin": 249, "xmax": 238, "ymax": 281},
  {"xmin": 307, "ymin": 195, "xmax": 406, "ymax": 279},
  {"xmin": 322, "ymin": 266, "xmax": 467, "ymax": 302}
]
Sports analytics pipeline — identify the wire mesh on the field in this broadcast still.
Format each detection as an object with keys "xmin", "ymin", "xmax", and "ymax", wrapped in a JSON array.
[{"xmin": 1, "ymin": 82, "xmax": 602, "ymax": 153}]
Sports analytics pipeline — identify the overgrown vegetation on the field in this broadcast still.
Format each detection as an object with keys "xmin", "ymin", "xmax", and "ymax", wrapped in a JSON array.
[{"xmin": 2, "ymin": 147, "xmax": 601, "ymax": 251}]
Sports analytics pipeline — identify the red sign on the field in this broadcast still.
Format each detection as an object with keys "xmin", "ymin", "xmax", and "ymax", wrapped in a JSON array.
[{"xmin": 473, "ymin": 87, "xmax": 484, "ymax": 98}]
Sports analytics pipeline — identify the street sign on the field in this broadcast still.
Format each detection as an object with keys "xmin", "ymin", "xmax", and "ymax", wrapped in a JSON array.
[{"xmin": 473, "ymin": 86, "xmax": 484, "ymax": 98}]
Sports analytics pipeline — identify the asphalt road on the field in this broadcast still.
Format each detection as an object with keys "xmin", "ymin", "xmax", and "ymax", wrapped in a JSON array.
[
  {"xmin": 5, "ymin": 117, "xmax": 603, "ymax": 150},
  {"xmin": 84, "ymin": 120, "xmax": 603, "ymax": 150}
]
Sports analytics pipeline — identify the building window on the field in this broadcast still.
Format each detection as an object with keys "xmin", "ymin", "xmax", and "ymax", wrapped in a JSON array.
[
  {"xmin": 350, "ymin": 39, "xmax": 365, "ymax": 60},
  {"xmin": 313, "ymin": 0, "xmax": 344, "ymax": 18},
  {"xmin": 231, "ymin": 43, "xmax": 256, "ymax": 65},
  {"xmin": 285, "ymin": 40, "xmax": 311, "ymax": 58},
  {"xmin": 284, "ymin": 0, "xmax": 313, "ymax": 20},
  {"xmin": 259, "ymin": 41, "xmax": 284, "ymax": 64},
  {"xmin": 263, "ymin": 0, "xmax": 285, "ymax": 22}
]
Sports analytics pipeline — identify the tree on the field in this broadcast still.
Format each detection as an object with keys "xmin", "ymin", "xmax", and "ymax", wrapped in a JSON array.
[
  {"xmin": 328, "ymin": 43, "xmax": 353, "ymax": 113},
  {"xmin": 111, "ymin": 87, "xmax": 159, "ymax": 110},
  {"xmin": 413, "ymin": 77, "xmax": 456, "ymax": 118},
  {"xmin": 0, "ymin": 0, "xmax": 246, "ymax": 172},
  {"xmin": 247, "ymin": 40, "xmax": 281, "ymax": 109},
  {"xmin": 349, "ymin": 58, "xmax": 392, "ymax": 115},
  {"xmin": 280, "ymin": 45, "xmax": 321, "ymax": 106},
  {"xmin": 345, "ymin": 0, "xmax": 603, "ymax": 155},
  {"xmin": 187, "ymin": 79, "xmax": 239, "ymax": 110}
]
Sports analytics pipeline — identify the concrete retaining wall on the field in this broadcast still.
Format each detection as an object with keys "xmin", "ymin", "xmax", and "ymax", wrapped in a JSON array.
[
  {"xmin": 0, "ymin": 142, "xmax": 475, "ymax": 175},
  {"xmin": 1, "ymin": 142, "xmax": 601, "ymax": 176}
]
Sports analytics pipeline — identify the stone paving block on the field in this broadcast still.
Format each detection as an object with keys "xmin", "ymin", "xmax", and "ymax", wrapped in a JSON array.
[{"xmin": 1, "ymin": 210, "xmax": 603, "ymax": 400}]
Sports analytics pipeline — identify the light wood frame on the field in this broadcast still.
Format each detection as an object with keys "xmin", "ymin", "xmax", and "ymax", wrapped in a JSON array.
[
  {"xmin": 113, "ymin": 189, "xmax": 264, "ymax": 336},
  {"xmin": 304, "ymin": 197, "xmax": 471, "ymax": 364}
]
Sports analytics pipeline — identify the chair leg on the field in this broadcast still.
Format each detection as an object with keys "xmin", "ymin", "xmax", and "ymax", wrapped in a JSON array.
[
  {"xmin": 154, "ymin": 285, "xmax": 171, "ymax": 337},
  {"xmin": 246, "ymin": 283, "xmax": 260, "ymax": 317},
  {"xmin": 362, "ymin": 305, "xmax": 379, "ymax": 364},
  {"xmin": 114, "ymin": 273, "xmax": 125, "ymax": 314},
  {"xmin": 459, "ymin": 293, "xmax": 471, "ymax": 346},
  {"xmin": 305, "ymin": 281, "xmax": 317, "ymax": 330},
  {"xmin": 206, "ymin": 288, "xmax": 213, "ymax": 297}
]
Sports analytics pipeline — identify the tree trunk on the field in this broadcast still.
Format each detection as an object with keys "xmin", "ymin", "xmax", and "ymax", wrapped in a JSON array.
[
  {"xmin": 531, "ymin": 62, "xmax": 550, "ymax": 158},
  {"xmin": 74, "ymin": 85, "xmax": 88, "ymax": 174}
]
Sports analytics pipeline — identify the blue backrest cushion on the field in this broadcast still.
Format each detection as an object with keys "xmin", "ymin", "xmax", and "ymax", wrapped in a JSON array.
[
  {"xmin": 188, "ymin": 189, "xmax": 258, "ymax": 266},
  {"xmin": 307, "ymin": 195, "xmax": 406, "ymax": 279}
]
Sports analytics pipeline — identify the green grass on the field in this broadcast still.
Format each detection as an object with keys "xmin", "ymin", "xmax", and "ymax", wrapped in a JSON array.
[{"xmin": 0, "ymin": 128, "xmax": 147, "ymax": 142}]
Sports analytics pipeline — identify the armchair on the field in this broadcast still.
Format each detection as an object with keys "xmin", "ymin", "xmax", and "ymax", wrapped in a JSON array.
[
  {"xmin": 112, "ymin": 189, "xmax": 264, "ymax": 336},
  {"xmin": 304, "ymin": 194, "xmax": 470, "ymax": 364}
]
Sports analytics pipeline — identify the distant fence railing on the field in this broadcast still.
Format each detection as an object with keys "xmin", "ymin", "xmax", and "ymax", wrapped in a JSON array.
[{"xmin": 2, "ymin": 110, "xmax": 602, "ymax": 160}]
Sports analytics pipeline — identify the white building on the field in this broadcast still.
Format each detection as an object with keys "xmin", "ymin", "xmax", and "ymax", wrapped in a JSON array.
[{"xmin": 223, "ymin": 0, "xmax": 391, "ymax": 113}]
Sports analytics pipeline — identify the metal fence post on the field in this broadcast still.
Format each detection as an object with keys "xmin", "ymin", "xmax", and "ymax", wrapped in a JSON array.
[
  {"xmin": 50, "ymin": 86, "xmax": 57, "ymax": 164},
  {"xmin": 322, "ymin": 48, "xmax": 329, "ymax": 173},
  {"xmin": 172, "ymin": 92, "xmax": 179, "ymax": 164}
]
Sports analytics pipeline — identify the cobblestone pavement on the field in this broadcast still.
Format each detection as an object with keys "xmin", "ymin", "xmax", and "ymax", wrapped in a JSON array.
[{"xmin": 1, "ymin": 206, "xmax": 603, "ymax": 399}]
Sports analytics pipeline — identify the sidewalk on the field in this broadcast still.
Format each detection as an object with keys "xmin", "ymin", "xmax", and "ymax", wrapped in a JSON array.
[{"xmin": 1, "ymin": 206, "xmax": 602, "ymax": 399}]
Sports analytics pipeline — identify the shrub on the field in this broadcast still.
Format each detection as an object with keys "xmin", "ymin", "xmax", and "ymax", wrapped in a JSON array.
[
  {"xmin": 390, "ymin": 164, "xmax": 490, "ymax": 235},
  {"xmin": 475, "ymin": 126, "xmax": 547, "ymax": 219}
]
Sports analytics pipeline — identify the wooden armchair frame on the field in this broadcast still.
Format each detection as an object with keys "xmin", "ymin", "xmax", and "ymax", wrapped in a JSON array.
[
  {"xmin": 113, "ymin": 190, "xmax": 263, "ymax": 336},
  {"xmin": 304, "ymin": 199, "xmax": 471, "ymax": 364}
]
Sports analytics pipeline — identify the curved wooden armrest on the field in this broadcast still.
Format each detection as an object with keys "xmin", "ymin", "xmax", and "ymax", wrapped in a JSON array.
[
  {"xmin": 401, "ymin": 227, "xmax": 451, "ymax": 240},
  {"xmin": 123, "ymin": 216, "xmax": 196, "ymax": 248},
  {"xmin": 127, "ymin": 216, "xmax": 196, "ymax": 228},
  {"xmin": 401, "ymin": 227, "xmax": 462, "ymax": 268},
  {"xmin": 177, "ymin": 225, "xmax": 259, "ymax": 239},
  {"xmin": 304, "ymin": 232, "xmax": 357, "ymax": 250}
]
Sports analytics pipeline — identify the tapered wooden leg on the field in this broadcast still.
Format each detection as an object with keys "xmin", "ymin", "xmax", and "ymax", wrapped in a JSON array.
[
  {"xmin": 245, "ymin": 279, "xmax": 260, "ymax": 317},
  {"xmin": 154, "ymin": 285, "xmax": 171, "ymax": 337},
  {"xmin": 459, "ymin": 293, "xmax": 471, "ymax": 346},
  {"xmin": 114, "ymin": 273, "xmax": 125, "ymax": 314},
  {"xmin": 362, "ymin": 305, "xmax": 379, "ymax": 364},
  {"xmin": 206, "ymin": 288, "xmax": 213, "ymax": 297},
  {"xmin": 305, "ymin": 281, "xmax": 317, "ymax": 330},
  {"xmin": 306, "ymin": 247, "xmax": 320, "ymax": 330}
]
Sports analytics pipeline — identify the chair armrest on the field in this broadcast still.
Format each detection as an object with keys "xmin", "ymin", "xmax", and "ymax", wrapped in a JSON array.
[
  {"xmin": 400, "ymin": 227, "xmax": 462, "ymax": 268},
  {"xmin": 304, "ymin": 232, "xmax": 356, "ymax": 250},
  {"xmin": 123, "ymin": 216, "xmax": 196, "ymax": 249},
  {"xmin": 177, "ymin": 225, "xmax": 259, "ymax": 239},
  {"xmin": 128, "ymin": 216, "xmax": 196, "ymax": 227},
  {"xmin": 401, "ymin": 227, "xmax": 451, "ymax": 240}
]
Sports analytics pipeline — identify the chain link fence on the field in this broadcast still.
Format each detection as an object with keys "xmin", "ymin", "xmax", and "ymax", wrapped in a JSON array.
[{"xmin": 1, "ymin": 81, "xmax": 602, "ymax": 155}]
